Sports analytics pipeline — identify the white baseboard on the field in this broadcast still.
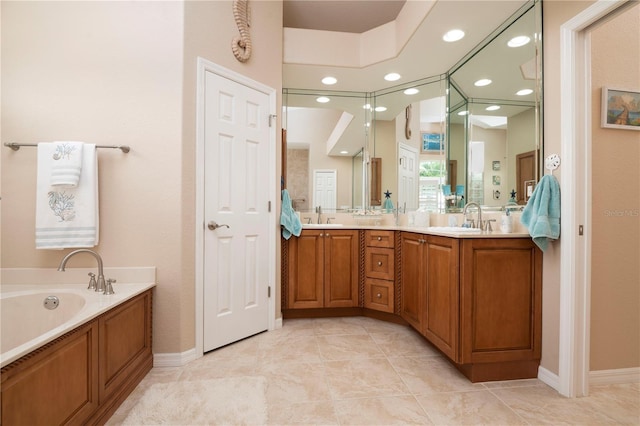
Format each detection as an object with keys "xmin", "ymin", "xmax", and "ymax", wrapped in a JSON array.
[
  {"xmin": 153, "ymin": 322, "xmax": 283, "ymax": 368},
  {"xmin": 537, "ymin": 365, "xmax": 640, "ymax": 391},
  {"xmin": 538, "ymin": 365, "xmax": 560, "ymax": 390},
  {"xmin": 153, "ymin": 348, "xmax": 198, "ymax": 368},
  {"xmin": 590, "ymin": 367, "xmax": 640, "ymax": 385}
]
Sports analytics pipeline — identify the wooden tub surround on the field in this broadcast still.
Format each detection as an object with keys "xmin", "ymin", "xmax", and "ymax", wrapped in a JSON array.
[
  {"xmin": 1, "ymin": 289, "xmax": 153, "ymax": 425},
  {"xmin": 282, "ymin": 228, "xmax": 542, "ymax": 382}
]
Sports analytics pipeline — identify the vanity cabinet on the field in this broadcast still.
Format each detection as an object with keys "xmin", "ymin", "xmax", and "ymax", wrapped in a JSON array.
[
  {"xmin": 1, "ymin": 290, "xmax": 153, "ymax": 425},
  {"xmin": 399, "ymin": 233, "xmax": 541, "ymax": 381},
  {"xmin": 458, "ymin": 238, "xmax": 542, "ymax": 381},
  {"xmin": 400, "ymin": 233, "xmax": 459, "ymax": 359},
  {"xmin": 364, "ymin": 230, "xmax": 395, "ymax": 313},
  {"xmin": 286, "ymin": 229, "xmax": 359, "ymax": 309}
]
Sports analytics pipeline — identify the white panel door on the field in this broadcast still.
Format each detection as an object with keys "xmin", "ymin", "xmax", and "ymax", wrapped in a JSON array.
[
  {"xmin": 312, "ymin": 169, "xmax": 337, "ymax": 210},
  {"xmin": 203, "ymin": 70, "xmax": 270, "ymax": 352},
  {"xmin": 398, "ymin": 143, "xmax": 419, "ymax": 210}
]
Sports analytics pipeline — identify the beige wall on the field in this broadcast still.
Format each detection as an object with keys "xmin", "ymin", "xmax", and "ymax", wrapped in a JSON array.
[
  {"xmin": 541, "ymin": 0, "xmax": 594, "ymax": 375},
  {"xmin": 542, "ymin": 0, "xmax": 640, "ymax": 375},
  {"xmin": 589, "ymin": 3, "xmax": 640, "ymax": 371},
  {"xmin": 1, "ymin": 0, "xmax": 283, "ymax": 354}
]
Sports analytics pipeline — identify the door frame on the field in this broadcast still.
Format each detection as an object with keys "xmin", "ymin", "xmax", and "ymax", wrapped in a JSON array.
[
  {"xmin": 557, "ymin": 0, "xmax": 627, "ymax": 397},
  {"xmin": 195, "ymin": 57, "xmax": 277, "ymax": 359}
]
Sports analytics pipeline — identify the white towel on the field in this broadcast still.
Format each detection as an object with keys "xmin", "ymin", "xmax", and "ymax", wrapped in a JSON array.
[
  {"xmin": 36, "ymin": 143, "xmax": 99, "ymax": 249},
  {"xmin": 50, "ymin": 141, "xmax": 84, "ymax": 187}
]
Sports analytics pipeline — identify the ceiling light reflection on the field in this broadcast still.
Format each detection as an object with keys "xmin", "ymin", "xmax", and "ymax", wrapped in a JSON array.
[
  {"xmin": 443, "ymin": 29, "xmax": 465, "ymax": 42},
  {"xmin": 321, "ymin": 76, "xmax": 337, "ymax": 85}
]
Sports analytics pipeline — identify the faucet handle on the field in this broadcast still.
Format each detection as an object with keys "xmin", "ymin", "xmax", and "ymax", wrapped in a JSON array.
[
  {"xmin": 104, "ymin": 278, "xmax": 116, "ymax": 295},
  {"xmin": 326, "ymin": 217, "xmax": 335, "ymax": 224},
  {"xmin": 465, "ymin": 219, "xmax": 475, "ymax": 228},
  {"xmin": 87, "ymin": 272, "xmax": 97, "ymax": 290},
  {"xmin": 485, "ymin": 219, "xmax": 496, "ymax": 232}
]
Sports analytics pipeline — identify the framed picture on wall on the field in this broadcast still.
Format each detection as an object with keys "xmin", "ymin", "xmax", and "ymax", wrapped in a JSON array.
[
  {"xmin": 601, "ymin": 87, "xmax": 640, "ymax": 130},
  {"xmin": 421, "ymin": 133, "xmax": 444, "ymax": 153}
]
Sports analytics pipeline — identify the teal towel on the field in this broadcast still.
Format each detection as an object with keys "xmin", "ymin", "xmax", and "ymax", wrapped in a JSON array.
[
  {"xmin": 521, "ymin": 175, "xmax": 561, "ymax": 251},
  {"xmin": 280, "ymin": 189, "xmax": 302, "ymax": 240}
]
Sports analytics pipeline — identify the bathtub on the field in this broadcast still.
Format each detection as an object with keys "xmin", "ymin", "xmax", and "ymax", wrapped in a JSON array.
[{"xmin": 0, "ymin": 268, "xmax": 155, "ymax": 368}]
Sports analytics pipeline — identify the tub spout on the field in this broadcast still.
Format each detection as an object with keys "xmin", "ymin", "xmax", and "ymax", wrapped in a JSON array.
[{"xmin": 58, "ymin": 249, "xmax": 106, "ymax": 293}]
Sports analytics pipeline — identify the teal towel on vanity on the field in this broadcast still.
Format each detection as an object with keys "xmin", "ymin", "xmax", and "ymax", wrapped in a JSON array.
[
  {"xmin": 521, "ymin": 174, "xmax": 561, "ymax": 251},
  {"xmin": 280, "ymin": 189, "xmax": 302, "ymax": 240}
]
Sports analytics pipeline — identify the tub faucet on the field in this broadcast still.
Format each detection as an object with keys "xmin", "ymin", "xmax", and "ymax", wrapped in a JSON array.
[
  {"xmin": 462, "ymin": 202, "xmax": 483, "ymax": 229},
  {"xmin": 58, "ymin": 249, "xmax": 106, "ymax": 293}
]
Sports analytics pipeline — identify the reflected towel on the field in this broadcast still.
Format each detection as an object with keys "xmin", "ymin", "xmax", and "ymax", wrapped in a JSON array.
[
  {"xmin": 36, "ymin": 143, "xmax": 99, "ymax": 249},
  {"xmin": 521, "ymin": 174, "xmax": 560, "ymax": 251},
  {"xmin": 280, "ymin": 189, "xmax": 302, "ymax": 240},
  {"xmin": 51, "ymin": 141, "xmax": 84, "ymax": 187}
]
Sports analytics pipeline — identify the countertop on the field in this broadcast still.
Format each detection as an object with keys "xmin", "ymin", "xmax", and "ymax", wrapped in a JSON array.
[{"xmin": 300, "ymin": 224, "xmax": 530, "ymax": 238}]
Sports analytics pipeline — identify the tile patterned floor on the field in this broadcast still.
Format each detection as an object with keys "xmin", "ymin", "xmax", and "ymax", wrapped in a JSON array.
[{"xmin": 108, "ymin": 316, "xmax": 640, "ymax": 425}]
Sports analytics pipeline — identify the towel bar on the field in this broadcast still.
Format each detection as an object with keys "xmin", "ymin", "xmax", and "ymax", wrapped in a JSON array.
[{"xmin": 4, "ymin": 142, "xmax": 130, "ymax": 153}]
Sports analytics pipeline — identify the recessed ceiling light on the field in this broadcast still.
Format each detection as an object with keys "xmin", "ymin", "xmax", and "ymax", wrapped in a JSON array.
[
  {"xmin": 340, "ymin": 150, "xmax": 349, "ymax": 154},
  {"xmin": 508, "ymin": 36, "xmax": 531, "ymax": 47},
  {"xmin": 486, "ymin": 105, "xmax": 501, "ymax": 111},
  {"xmin": 322, "ymin": 76, "xmax": 337, "ymax": 85},
  {"xmin": 404, "ymin": 88, "xmax": 419, "ymax": 95},
  {"xmin": 384, "ymin": 73, "xmax": 401, "ymax": 82},
  {"xmin": 316, "ymin": 96, "xmax": 330, "ymax": 103},
  {"xmin": 474, "ymin": 79, "xmax": 492, "ymax": 87},
  {"xmin": 457, "ymin": 111, "xmax": 469, "ymax": 116},
  {"xmin": 375, "ymin": 106, "xmax": 387, "ymax": 112},
  {"xmin": 516, "ymin": 89, "xmax": 533, "ymax": 96},
  {"xmin": 443, "ymin": 29, "xmax": 465, "ymax": 42}
]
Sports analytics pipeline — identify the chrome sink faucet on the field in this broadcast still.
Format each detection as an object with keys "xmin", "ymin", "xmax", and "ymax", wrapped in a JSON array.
[
  {"xmin": 316, "ymin": 205, "xmax": 322, "ymax": 224},
  {"xmin": 58, "ymin": 249, "xmax": 110, "ymax": 293},
  {"xmin": 462, "ymin": 201, "xmax": 483, "ymax": 229}
]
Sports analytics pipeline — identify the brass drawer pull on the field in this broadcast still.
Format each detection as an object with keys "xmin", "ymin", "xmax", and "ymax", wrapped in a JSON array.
[
  {"xmin": 377, "ymin": 293, "xmax": 382, "ymax": 298},
  {"xmin": 377, "ymin": 236, "xmax": 382, "ymax": 241}
]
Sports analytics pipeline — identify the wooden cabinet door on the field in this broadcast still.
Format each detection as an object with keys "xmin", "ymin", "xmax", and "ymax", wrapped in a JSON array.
[
  {"xmin": 287, "ymin": 230, "xmax": 324, "ymax": 308},
  {"xmin": 324, "ymin": 230, "xmax": 359, "ymax": 308},
  {"xmin": 460, "ymin": 238, "xmax": 542, "ymax": 364},
  {"xmin": 1, "ymin": 321, "xmax": 99, "ymax": 425},
  {"xmin": 400, "ymin": 232, "xmax": 425, "ymax": 331},
  {"xmin": 424, "ymin": 236, "xmax": 460, "ymax": 361},
  {"xmin": 99, "ymin": 291, "xmax": 153, "ymax": 404}
]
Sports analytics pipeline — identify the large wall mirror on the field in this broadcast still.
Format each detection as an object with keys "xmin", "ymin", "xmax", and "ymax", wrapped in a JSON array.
[{"xmin": 283, "ymin": 0, "xmax": 542, "ymax": 214}]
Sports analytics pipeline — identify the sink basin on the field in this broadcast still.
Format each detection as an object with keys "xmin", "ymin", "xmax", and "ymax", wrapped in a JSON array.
[
  {"xmin": 427, "ymin": 226, "xmax": 481, "ymax": 233},
  {"xmin": 303, "ymin": 223, "xmax": 345, "ymax": 228}
]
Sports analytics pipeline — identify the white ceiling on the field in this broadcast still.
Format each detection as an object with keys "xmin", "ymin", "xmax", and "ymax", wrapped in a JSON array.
[{"xmin": 282, "ymin": 0, "xmax": 531, "ymax": 93}]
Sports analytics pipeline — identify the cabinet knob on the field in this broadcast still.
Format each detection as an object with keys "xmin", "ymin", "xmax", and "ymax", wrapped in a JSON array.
[
  {"xmin": 377, "ymin": 236, "xmax": 382, "ymax": 241},
  {"xmin": 377, "ymin": 261, "xmax": 383, "ymax": 266},
  {"xmin": 377, "ymin": 293, "xmax": 382, "ymax": 298},
  {"xmin": 326, "ymin": 233, "xmax": 330, "ymax": 237},
  {"xmin": 319, "ymin": 233, "xmax": 324, "ymax": 237}
]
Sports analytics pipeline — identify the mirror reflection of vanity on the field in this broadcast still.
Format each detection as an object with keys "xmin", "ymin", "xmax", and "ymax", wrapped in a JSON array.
[{"xmin": 283, "ymin": 0, "xmax": 542, "ymax": 213}]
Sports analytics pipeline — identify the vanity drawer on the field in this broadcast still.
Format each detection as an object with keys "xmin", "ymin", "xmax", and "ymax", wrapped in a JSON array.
[
  {"xmin": 364, "ymin": 278, "xmax": 394, "ymax": 313},
  {"xmin": 365, "ymin": 230, "xmax": 395, "ymax": 248},
  {"xmin": 365, "ymin": 247, "xmax": 395, "ymax": 280}
]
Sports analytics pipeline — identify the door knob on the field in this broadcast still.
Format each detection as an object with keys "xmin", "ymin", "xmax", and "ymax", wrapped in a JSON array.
[{"xmin": 208, "ymin": 221, "xmax": 230, "ymax": 230}]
